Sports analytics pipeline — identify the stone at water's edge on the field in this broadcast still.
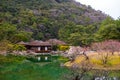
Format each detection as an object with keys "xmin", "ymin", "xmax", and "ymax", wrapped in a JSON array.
[
  {"xmin": 95, "ymin": 76, "xmax": 118, "ymax": 80},
  {"xmin": 66, "ymin": 46, "xmax": 83, "ymax": 55}
]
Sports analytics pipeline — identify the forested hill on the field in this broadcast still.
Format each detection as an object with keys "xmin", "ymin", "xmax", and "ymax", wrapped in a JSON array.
[{"xmin": 0, "ymin": 0, "xmax": 108, "ymax": 43}]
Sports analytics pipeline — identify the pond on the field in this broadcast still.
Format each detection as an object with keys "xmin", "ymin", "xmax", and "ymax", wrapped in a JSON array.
[{"xmin": 26, "ymin": 54, "xmax": 52, "ymax": 62}]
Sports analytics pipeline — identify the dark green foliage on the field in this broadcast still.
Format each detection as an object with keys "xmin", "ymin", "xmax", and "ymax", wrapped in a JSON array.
[
  {"xmin": 59, "ymin": 24, "xmax": 97, "ymax": 46},
  {"xmin": 13, "ymin": 44, "xmax": 26, "ymax": 51},
  {"xmin": 0, "ymin": 0, "xmax": 107, "ymax": 42},
  {"xmin": 0, "ymin": 40, "xmax": 13, "ymax": 51},
  {"xmin": 95, "ymin": 17, "xmax": 120, "ymax": 41},
  {"xmin": 97, "ymin": 24, "xmax": 120, "ymax": 40},
  {"xmin": 0, "ymin": 22, "xmax": 32, "ymax": 43},
  {"xmin": 0, "ymin": 54, "xmax": 25, "ymax": 65},
  {"xmin": 59, "ymin": 16, "xmax": 120, "ymax": 46},
  {"xmin": 1, "ymin": 0, "xmax": 119, "ymax": 46},
  {"xmin": 13, "ymin": 31, "xmax": 32, "ymax": 43},
  {"xmin": 0, "ymin": 22, "xmax": 17, "ymax": 41},
  {"xmin": 52, "ymin": 45, "xmax": 59, "ymax": 51}
]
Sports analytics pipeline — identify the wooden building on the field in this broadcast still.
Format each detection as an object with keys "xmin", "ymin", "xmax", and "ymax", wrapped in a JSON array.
[{"xmin": 18, "ymin": 40, "xmax": 52, "ymax": 53}]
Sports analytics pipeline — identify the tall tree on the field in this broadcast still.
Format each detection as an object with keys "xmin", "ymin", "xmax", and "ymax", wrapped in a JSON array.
[
  {"xmin": 0, "ymin": 22, "xmax": 32, "ymax": 43},
  {"xmin": 0, "ymin": 22, "xmax": 17, "ymax": 41},
  {"xmin": 96, "ymin": 24, "xmax": 120, "ymax": 41}
]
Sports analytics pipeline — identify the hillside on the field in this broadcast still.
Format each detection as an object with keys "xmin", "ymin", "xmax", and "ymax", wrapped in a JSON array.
[{"xmin": 0, "ymin": 0, "xmax": 108, "ymax": 41}]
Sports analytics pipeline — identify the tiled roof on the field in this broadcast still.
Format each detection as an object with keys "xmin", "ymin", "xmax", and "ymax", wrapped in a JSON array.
[
  {"xmin": 47, "ymin": 39, "xmax": 66, "ymax": 45},
  {"xmin": 18, "ymin": 39, "xmax": 66, "ymax": 46},
  {"xmin": 27, "ymin": 40, "xmax": 51, "ymax": 46}
]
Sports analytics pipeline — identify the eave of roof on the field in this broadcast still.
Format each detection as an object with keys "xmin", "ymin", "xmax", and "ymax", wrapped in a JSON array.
[{"xmin": 26, "ymin": 40, "xmax": 51, "ymax": 46}]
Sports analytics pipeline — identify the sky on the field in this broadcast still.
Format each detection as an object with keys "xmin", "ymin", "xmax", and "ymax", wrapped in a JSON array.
[{"xmin": 75, "ymin": 0, "xmax": 120, "ymax": 19}]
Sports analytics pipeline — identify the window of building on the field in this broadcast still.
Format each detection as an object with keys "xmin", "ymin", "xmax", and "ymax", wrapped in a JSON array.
[
  {"xmin": 38, "ymin": 47, "xmax": 41, "ymax": 51},
  {"xmin": 45, "ymin": 47, "xmax": 48, "ymax": 51}
]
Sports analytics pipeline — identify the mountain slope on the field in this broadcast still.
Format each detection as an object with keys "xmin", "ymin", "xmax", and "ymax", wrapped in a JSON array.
[{"xmin": 0, "ymin": 0, "xmax": 108, "ymax": 40}]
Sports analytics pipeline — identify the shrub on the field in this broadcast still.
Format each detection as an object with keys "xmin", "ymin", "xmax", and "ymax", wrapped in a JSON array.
[
  {"xmin": 58, "ymin": 45, "xmax": 69, "ymax": 51},
  {"xmin": 0, "ymin": 54, "xmax": 25, "ymax": 65},
  {"xmin": 52, "ymin": 45, "xmax": 59, "ymax": 51},
  {"xmin": 0, "ymin": 40, "xmax": 13, "ymax": 52},
  {"xmin": 0, "ymin": 40, "xmax": 26, "ymax": 53},
  {"xmin": 13, "ymin": 44, "xmax": 26, "ymax": 51}
]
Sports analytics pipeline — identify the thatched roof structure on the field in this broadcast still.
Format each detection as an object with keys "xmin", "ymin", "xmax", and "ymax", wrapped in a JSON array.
[
  {"xmin": 18, "ymin": 40, "xmax": 51, "ymax": 46},
  {"xmin": 47, "ymin": 39, "xmax": 66, "ymax": 45},
  {"xmin": 28, "ymin": 40, "xmax": 51, "ymax": 46}
]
